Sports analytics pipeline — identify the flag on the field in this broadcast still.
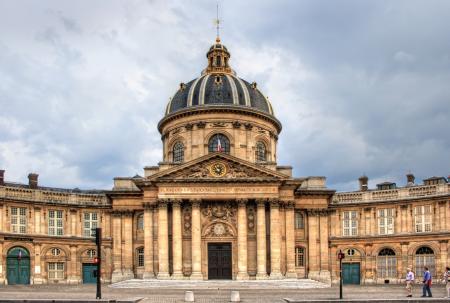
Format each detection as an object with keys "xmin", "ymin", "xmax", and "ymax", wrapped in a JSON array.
[{"xmin": 217, "ymin": 138, "xmax": 222, "ymax": 152}]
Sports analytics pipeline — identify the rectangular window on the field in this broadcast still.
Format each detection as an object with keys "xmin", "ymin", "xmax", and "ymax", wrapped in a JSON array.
[
  {"xmin": 11, "ymin": 207, "xmax": 27, "ymax": 234},
  {"xmin": 295, "ymin": 247, "xmax": 305, "ymax": 267},
  {"xmin": 415, "ymin": 205, "xmax": 432, "ymax": 233},
  {"xmin": 83, "ymin": 212, "xmax": 99, "ymax": 237},
  {"xmin": 295, "ymin": 211, "xmax": 304, "ymax": 229},
  {"xmin": 48, "ymin": 262, "xmax": 64, "ymax": 280},
  {"xmin": 378, "ymin": 208, "xmax": 395, "ymax": 235},
  {"xmin": 48, "ymin": 210, "xmax": 64, "ymax": 236},
  {"xmin": 342, "ymin": 210, "xmax": 358, "ymax": 236}
]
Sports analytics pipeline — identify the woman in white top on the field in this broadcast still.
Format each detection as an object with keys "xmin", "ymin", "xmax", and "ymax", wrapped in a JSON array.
[{"xmin": 406, "ymin": 267, "xmax": 415, "ymax": 297}]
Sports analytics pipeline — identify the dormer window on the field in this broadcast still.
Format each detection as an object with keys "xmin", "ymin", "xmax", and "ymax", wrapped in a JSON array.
[
  {"xmin": 423, "ymin": 177, "xmax": 447, "ymax": 185},
  {"xmin": 376, "ymin": 182, "xmax": 396, "ymax": 190}
]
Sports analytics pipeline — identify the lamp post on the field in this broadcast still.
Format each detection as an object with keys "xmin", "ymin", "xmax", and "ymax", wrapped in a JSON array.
[
  {"xmin": 337, "ymin": 250, "xmax": 345, "ymax": 300},
  {"xmin": 92, "ymin": 228, "xmax": 102, "ymax": 299}
]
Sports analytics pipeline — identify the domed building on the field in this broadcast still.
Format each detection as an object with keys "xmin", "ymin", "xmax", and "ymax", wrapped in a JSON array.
[{"xmin": 0, "ymin": 36, "xmax": 449, "ymax": 286}]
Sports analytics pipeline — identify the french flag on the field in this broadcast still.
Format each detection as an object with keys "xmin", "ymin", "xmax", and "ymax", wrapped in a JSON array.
[{"xmin": 217, "ymin": 138, "xmax": 223, "ymax": 152}]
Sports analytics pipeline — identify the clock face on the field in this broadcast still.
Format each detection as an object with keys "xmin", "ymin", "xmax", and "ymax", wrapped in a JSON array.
[{"xmin": 209, "ymin": 162, "xmax": 227, "ymax": 177}]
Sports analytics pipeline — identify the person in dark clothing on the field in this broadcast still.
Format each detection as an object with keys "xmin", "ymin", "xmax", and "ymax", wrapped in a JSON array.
[{"xmin": 422, "ymin": 266, "xmax": 432, "ymax": 297}]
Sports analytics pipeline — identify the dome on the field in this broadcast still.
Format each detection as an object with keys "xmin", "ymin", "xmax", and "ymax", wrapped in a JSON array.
[{"xmin": 165, "ymin": 38, "xmax": 274, "ymax": 116}]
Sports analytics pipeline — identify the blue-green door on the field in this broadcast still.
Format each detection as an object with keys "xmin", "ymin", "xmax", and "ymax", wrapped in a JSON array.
[
  {"xmin": 82, "ymin": 264, "xmax": 97, "ymax": 284},
  {"xmin": 342, "ymin": 263, "xmax": 360, "ymax": 285},
  {"xmin": 7, "ymin": 247, "xmax": 30, "ymax": 285}
]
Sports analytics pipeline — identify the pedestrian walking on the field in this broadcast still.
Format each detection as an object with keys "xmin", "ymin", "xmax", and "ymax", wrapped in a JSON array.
[
  {"xmin": 421, "ymin": 266, "xmax": 432, "ymax": 297},
  {"xmin": 443, "ymin": 266, "xmax": 450, "ymax": 298},
  {"xmin": 406, "ymin": 267, "xmax": 414, "ymax": 297}
]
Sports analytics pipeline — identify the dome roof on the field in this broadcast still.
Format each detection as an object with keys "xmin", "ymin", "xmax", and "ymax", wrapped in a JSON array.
[{"xmin": 165, "ymin": 38, "xmax": 274, "ymax": 116}]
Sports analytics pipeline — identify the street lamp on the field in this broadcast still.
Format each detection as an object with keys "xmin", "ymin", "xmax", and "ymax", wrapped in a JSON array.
[{"xmin": 337, "ymin": 250, "xmax": 345, "ymax": 299}]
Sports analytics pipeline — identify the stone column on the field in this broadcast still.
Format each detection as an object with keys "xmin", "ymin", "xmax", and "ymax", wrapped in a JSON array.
[
  {"xmin": 190, "ymin": 199, "xmax": 203, "ymax": 279},
  {"xmin": 319, "ymin": 211, "xmax": 331, "ymax": 284},
  {"xmin": 285, "ymin": 202, "xmax": 297, "ymax": 278},
  {"xmin": 172, "ymin": 200, "xmax": 184, "ymax": 279},
  {"xmin": 256, "ymin": 199, "xmax": 268, "ymax": 279},
  {"xmin": 270, "ymin": 200, "xmax": 283, "ymax": 279},
  {"xmin": 236, "ymin": 199, "xmax": 249, "ymax": 280},
  {"xmin": 122, "ymin": 212, "xmax": 134, "ymax": 279},
  {"xmin": 307, "ymin": 210, "xmax": 319, "ymax": 280},
  {"xmin": 111, "ymin": 212, "xmax": 123, "ymax": 282},
  {"xmin": 143, "ymin": 203, "xmax": 155, "ymax": 279},
  {"xmin": 67, "ymin": 245, "xmax": 79, "ymax": 284},
  {"xmin": 157, "ymin": 200, "xmax": 170, "ymax": 279}
]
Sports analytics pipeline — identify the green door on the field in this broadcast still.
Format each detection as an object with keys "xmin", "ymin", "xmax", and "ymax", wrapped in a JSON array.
[
  {"xmin": 342, "ymin": 263, "xmax": 360, "ymax": 285},
  {"xmin": 82, "ymin": 264, "xmax": 97, "ymax": 284},
  {"xmin": 7, "ymin": 247, "xmax": 30, "ymax": 285}
]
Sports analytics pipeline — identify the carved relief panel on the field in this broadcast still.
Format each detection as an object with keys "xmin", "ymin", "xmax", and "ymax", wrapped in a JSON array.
[{"xmin": 201, "ymin": 201, "xmax": 237, "ymax": 238}]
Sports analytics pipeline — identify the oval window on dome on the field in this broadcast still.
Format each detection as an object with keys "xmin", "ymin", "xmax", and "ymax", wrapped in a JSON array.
[{"xmin": 208, "ymin": 134, "xmax": 230, "ymax": 153}]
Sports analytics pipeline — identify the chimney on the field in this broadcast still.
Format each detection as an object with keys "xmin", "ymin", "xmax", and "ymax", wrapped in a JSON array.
[
  {"xmin": 358, "ymin": 175, "xmax": 368, "ymax": 191},
  {"xmin": 0, "ymin": 169, "xmax": 4, "ymax": 186},
  {"xmin": 28, "ymin": 173, "xmax": 39, "ymax": 189},
  {"xmin": 406, "ymin": 173, "xmax": 415, "ymax": 186}
]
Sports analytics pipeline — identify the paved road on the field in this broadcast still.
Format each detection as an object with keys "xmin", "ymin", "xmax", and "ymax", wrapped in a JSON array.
[{"xmin": 0, "ymin": 284, "xmax": 448, "ymax": 302}]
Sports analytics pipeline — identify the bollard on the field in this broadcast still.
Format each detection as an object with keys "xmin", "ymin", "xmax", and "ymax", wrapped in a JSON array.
[
  {"xmin": 230, "ymin": 290, "xmax": 240, "ymax": 302},
  {"xmin": 185, "ymin": 290, "xmax": 195, "ymax": 302}
]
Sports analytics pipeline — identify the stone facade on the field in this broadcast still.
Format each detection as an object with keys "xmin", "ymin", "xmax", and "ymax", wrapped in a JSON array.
[{"xmin": 0, "ymin": 37, "xmax": 449, "ymax": 286}]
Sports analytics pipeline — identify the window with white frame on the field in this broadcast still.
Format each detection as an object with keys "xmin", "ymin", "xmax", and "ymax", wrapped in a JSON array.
[
  {"xmin": 48, "ymin": 262, "xmax": 64, "ymax": 280},
  {"xmin": 51, "ymin": 248, "xmax": 61, "ymax": 256},
  {"xmin": 48, "ymin": 210, "xmax": 64, "ymax": 236},
  {"xmin": 11, "ymin": 207, "xmax": 27, "ymax": 234},
  {"xmin": 295, "ymin": 211, "xmax": 304, "ymax": 229},
  {"xmin": 86, "ymin": 249, "xmax": 96, "ymax": 258},
  {"xmin": 378, "ymin": 208, "xmax": 395, "ymax": 235},
  {"xmin": 377, "ymin": 248, "xmax": 397, "ymax": 278},
  {"xmin": 83, "ymin": 212, "xmax": 98, "ymax": 237},
  {"xmin": 342, "ymin": 210, "xmax": 358, "ymax": 236},
  {"xmin": 414, "ymin": 205, "xmax": 432, "ymax": 233},
  {"xmin": 295, "ymin": 247, "xmax": 305, "ymax": 267},
  {"xmin": 137, "ymin": 247, "xmax": 144, "ymax": 267}
]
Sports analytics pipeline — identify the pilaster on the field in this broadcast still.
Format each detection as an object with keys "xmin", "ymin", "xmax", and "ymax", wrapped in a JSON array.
[
  {"xmin": 190, "ymin": 199, "xmax": 203, "ymax": 279},
  {"xmin": 172, "ymin": 199, "xmax": 184, "ymax": 279},
  {"xmin": 284, "ymin": 201, "xmax": 297, "ymax": 278},
  {"xmin": 269, "ymin": 200, "xmax": 283, "ymax": 279},
  {"xmin": 256, "ymin": 199, "xmax": 268, "ymax": 279},
  {"xmin": 143, "ymin": 202, "xmax": 155, "ymax": 279},
  {"xmin": 157, "ymin": 200, "xmax": 170, "ymax": 279},
  {"xmin": 236, "ymin": 199, "xmax": 249, "ymax": 280}
]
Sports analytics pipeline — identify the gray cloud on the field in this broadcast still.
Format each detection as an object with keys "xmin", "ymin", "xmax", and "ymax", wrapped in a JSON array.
[{"xmin": 0, "ymin": 0, "xmax": 449, "ymax": 191}]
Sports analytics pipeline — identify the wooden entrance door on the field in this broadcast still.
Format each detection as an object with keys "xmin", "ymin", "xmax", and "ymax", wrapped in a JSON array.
[
  {"xmin": 342, "ymin": 263, "xmax": 360, "ymax": 284},
  {"xmin": 208, "ymin": 243, "xmax": 232, "ymax": 279},
  {"xmin": 82, "ymin": 264, "xmax": 97, "ymax": 284},
  {"xmin": 7, "ymin": 247, "xmax": 30, "ymax": 285}
]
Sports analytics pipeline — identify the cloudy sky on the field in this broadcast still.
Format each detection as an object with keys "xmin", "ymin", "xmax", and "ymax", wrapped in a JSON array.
[{"xmin": 1, "ymin": 0, "xmax": 449, "ymax": 191}]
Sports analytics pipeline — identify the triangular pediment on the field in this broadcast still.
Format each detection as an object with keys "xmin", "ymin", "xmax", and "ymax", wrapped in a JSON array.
[{"xmin": 147, "ymin": 153, "xmax": 290, "ymax": 182}]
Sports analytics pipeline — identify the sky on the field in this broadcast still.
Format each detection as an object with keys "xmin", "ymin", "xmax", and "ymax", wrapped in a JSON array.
[{"xmin": 0, "ymin": 0, "xmax": 449, "ymax": 191}]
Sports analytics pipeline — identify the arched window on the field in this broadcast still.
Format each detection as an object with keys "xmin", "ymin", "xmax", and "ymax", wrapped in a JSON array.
[
  {"xmin": 86, "ymin": 249, "xmax": 96, "ymax": 258},
  {"xmin": 415, "ymin": 246, "xmax": 435, "ymax": 276},
  {"xmin": 295, "ymin": 247, "xmax": 305, "ymax": 267},
  {"xmin": 377, "ymin": 248, "xmax": 396, "ymax": 278},
  {"xmin": 208, "ymin": 134, "xmax": 230, "ymax": 153},
  {"xmin": 295, "ymin": 211, "xmax": 304, "ymax": 229},
  {"xmin": 51, "ymin": 248, "xmax": 61, "ymax": 256},
  {"xmin": 172, "ymin": 141, "xmax": 184, "ymax": 163},
  {"xmin": 137, "ymin": 214, "xmax": 144, "ymax": 231},
  {"xmin": 255, "ymin": 141, "xmax": 267, "ymax": 162},
  {"xmin": 136, "ymin": 247, "xmax": 144, "ymax": 267}
]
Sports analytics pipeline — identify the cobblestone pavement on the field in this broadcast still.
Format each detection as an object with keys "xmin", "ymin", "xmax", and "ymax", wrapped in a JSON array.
[{"xmin": 0, "ymin": 283, "xmax": 449, "ymax": 302}]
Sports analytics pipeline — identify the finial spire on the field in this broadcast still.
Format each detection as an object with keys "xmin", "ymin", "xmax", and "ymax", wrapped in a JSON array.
[{"xmin": 214, "ymin": 3, "xmax": 221, "ymax": 42}]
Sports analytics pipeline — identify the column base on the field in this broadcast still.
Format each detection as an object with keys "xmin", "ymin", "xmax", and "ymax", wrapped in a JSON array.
[
  {"xmin": 190, "ymin": 272, "xmax": 204, "ymax": 280},
  {"xmin": 142, "ymin": 271, "xmax": 156, "ymax": 279},
  {"xmin": 66, "ymin": 276, "xmax": 81, "ymax": 284},
  {"xmin": 236, "ymin": 272, "xmax": 249, "ymax": 280},
  {"xmin": 285, "ymin": 271, "xmax": 298, "ymax": 279},
  {"xmin": 256, "ymin": 273, "xmax": 268, "ymax": 280},
  {"xmin": 157, "ymin": 272, "xmax": 171, "ymax": 280},
  {"xmin": 269, "ymin": 271, "xmax": 283, "ymax": 280},
  {"xmin": 171, "ymin": 272, "xmax": 185, "ymax": 280},
  {"xmin": 122, "ymin": 269, "xmax": 135, "ymax": 280},
  {"xmin": 111, "ymin": 270, "xmax": 125, "ymax": 283}
]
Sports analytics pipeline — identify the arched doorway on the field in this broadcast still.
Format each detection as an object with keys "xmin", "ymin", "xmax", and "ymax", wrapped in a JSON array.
[{"xmin": 7, "ymin": 247, "xmax": 30, "ymax": 285}]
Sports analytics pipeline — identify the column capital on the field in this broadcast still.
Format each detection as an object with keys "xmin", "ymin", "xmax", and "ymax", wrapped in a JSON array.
[
  {"xmin": 256, "ymin": 199, "xmax": 266, "ymax": 206},
  {"xmin": 237, "ymin": 198, "xmax": 248, "ymax": 206},
  {"xmin": 111, "ymin": 210, "xmax": 123, "ymax": 217},
  {"xmin": 190, "ymin": 199, "xmax": 201, "ymax": 208},
  {"xmin": 284, "ymin": 200, "xmax": 295, "ymax": 209},
  {"xmin": 171, "ymin": 199, "xmax": 182, "ymax": 207},
  {"xmin": 157, "ymin": 199, "xmax": 170, "ymax": 208},
  {"xmin": 269, "ymin": 199, "xmax": 280, "ymax": 208},
  {"xmin": 143, "ymin": 202, "xmax": 155, "ymax": 210}
]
